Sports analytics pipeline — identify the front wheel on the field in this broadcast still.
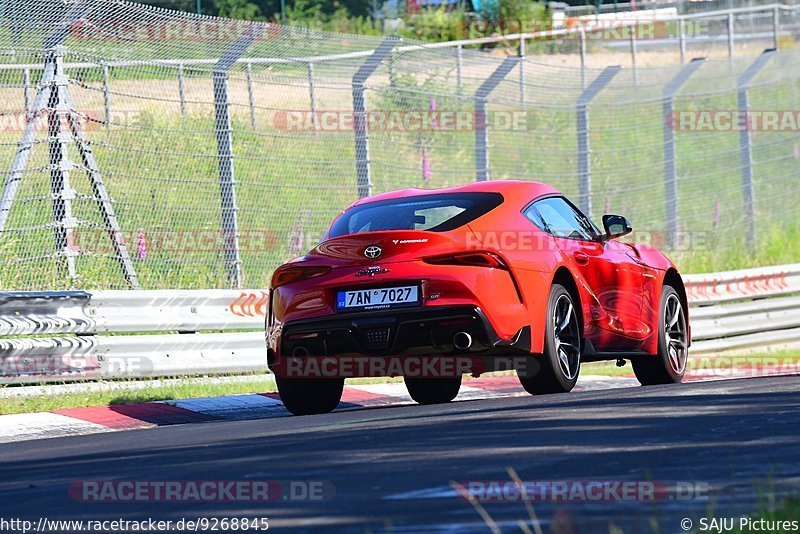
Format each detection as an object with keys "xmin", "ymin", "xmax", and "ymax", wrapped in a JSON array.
[
  {"xmin": 632, "ymin": 285, "xmax": 688, "ymax": 385},
  {"xmin": 404, "ymin": 376, "xmax": 462, "ymax": 405},
  {"xmin": 518, "ymin": 283, "xmax": 581, "ymax": 395},
  {"xmin": 275, "ymin": 376, "xmax": 344, "ymax": 415}
]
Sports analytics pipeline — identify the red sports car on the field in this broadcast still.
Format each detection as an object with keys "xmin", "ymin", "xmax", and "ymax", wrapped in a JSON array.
[{"xmin": 267, "ymin": 181, "xmax": 690, "ymax": 415}]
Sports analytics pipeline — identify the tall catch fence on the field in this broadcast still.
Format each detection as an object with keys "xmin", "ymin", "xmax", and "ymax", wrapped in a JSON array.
[{"xmin": 0, "ymin": 0, "xmax": 799, "ymax": 290}]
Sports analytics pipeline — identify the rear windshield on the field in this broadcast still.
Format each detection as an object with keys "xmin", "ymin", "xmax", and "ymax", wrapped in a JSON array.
[{"xmin": 328, "ymin": 192, "xmax": 504, "ymax": 238}]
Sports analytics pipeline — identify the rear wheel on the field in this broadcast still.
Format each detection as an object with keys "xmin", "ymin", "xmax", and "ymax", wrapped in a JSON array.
[
  {"xmin": 404, "ymin": 376, "xmax": 462, "ymax": 405},
  {"xmin": 275, "ymin": 376, "xmax": 344, "ymax": 415},
  {"xmin": 632, "ymin": 285, "xmax": 688, "ymax": 385},
  {"xmin": 518, "ymin": 283, "xmax": 581, "ymax": 395}
]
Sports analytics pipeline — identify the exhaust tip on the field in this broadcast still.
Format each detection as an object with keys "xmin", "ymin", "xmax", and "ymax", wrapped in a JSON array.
[
  {"xmin": 291, "ymin": 345, "xmax": 311, "ymax": 357},
  {"xmin": 453, "ymin": 331, "xmax": 473, "ymax": 351}
]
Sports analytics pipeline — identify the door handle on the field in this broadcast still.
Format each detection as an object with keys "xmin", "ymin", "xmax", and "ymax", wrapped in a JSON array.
[{"xmin": 573, "ymin": 251, "xmax": 590, "ymax": 265}]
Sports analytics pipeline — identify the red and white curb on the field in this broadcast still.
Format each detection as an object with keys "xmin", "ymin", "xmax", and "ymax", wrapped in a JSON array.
[
  {"xmin": 0, "ymin": 375, "xmax": 637, "ymax": 445},
  {"xmin": 3, "ymin": 368, "xmax": 794, "ymax": 445}
]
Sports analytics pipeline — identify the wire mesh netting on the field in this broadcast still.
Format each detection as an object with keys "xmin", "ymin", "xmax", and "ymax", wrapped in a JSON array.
[{"xmin": 0, "ymin": 0, "xmax": 799, "ymax": 290}]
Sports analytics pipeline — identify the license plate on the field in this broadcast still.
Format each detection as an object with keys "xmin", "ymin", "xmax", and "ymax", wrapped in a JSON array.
[{"xmin": 336, "ymin": 286, "xmax": 419, "ymax": 311}]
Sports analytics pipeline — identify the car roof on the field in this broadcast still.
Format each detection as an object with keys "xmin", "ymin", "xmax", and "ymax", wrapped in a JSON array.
[{"xmin": 347, "ymin": 180, "xmax": 561, "ymax": 209}]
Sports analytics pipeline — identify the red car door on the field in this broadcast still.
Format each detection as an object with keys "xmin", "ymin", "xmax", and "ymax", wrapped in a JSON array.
[{"xmin": 525, "ymin": 196, "xmax": 647, "ymax": 351}]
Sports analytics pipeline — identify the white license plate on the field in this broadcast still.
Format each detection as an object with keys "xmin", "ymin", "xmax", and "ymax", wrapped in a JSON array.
[{"xmin": 336, "ymin": 286, "xmax": 419, "ymax": 311}]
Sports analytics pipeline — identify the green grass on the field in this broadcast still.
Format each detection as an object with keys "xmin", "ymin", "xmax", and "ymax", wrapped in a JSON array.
[
  {"xmin": 0, "ymin": 374, "xmax": 413, "ymax": 415},
  {"xmin": 0, "ymin": 375, "xmax": 276, "ymax": 415}
]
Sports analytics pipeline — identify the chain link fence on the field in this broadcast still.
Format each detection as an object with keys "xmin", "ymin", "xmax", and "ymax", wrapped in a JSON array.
[{"xmin": 1, "ymin": 0, "xmax": 799, "ymax": 290}]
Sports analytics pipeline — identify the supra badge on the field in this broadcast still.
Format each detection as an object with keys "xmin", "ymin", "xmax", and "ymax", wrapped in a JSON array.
[
  {"xmin": 364, "ymin": 245, "xmax": 382, "ymax": 259},
  {"xmin": 356, "ymin": 266, "xmax": 390, "ymax": 277}
]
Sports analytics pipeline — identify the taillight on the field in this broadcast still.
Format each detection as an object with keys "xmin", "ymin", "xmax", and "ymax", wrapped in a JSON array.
[
  {"xmin": 423, "ymin": 252, "xmax": 509, "ymax": 269},
  {"xmin": 271, "ymin": 266, "xmax": 331, "ymax": 289}
]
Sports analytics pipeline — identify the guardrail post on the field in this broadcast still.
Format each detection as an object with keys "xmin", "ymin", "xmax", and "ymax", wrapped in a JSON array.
[
  {"xmin": 678, "ymin": 19, "xmax": 686, "ymax": 65},
  {"xmin": 352, "ymin": 38, "xmax": 399, "ymax": 198},
  {"xmin": 737, "ymin": 48, "xmax": 777, "ymax": 253},
  {"xmin": 577, "ymin": 65, "xmax": 621, "ymax": 218},
  {"xmin": 177, "ymin": 63, "xmax": 187, "ymax": 120},
  {"xmin": 662, "ymin": 57, "xmax": 705, "ymax": 250},
  {"xmin": 214, "ymin": 31, "xmax": 262, "ymax": 288},
  {"xmin": 475, "ymin": 57, "xmax": 520, "ymax": 182}
]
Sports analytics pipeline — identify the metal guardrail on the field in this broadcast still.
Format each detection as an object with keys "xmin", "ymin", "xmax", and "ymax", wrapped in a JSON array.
[
  {"xmin": 0, "ymin": 264, "xmax": 798, "ymax": 384},
  {"xmin": 687, "ymin": 264, "xmax": 800, "ymax": 355},
  {"xmin": 0, "ymin": 289, "xmax": 267, "ymax": 384}
]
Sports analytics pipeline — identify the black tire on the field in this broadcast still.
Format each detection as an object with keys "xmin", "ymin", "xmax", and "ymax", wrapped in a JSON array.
[
  {"xmin": 275, "ymin": 376, "xmax": 344, "ymax": 415},
  {"xmin": 518, "ymin": 283, "xmax": 581, "ymax": 395},
  {"xmin": 404, "ymin": 376, "xmax": 462, "ymax": 405},
  {"xmin": 632, "ymin": 284, "xmax": 688, "ymax": 385}
]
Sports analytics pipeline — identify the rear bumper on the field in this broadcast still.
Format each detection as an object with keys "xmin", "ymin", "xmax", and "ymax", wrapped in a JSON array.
[{"xmin": 267, "ymin": 306, "xmax": 531, "ymax": 371}]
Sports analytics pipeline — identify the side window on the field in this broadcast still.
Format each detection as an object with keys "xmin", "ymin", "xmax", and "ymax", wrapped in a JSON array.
[{"xmin": 525, "ymin": 197, "xmax": 599, "ymax": 241}]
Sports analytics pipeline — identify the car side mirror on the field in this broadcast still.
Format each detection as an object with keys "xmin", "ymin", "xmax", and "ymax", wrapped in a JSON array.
[{"xmin": 602, "ymin": 214, "xmax": 633, "ymax": 240}]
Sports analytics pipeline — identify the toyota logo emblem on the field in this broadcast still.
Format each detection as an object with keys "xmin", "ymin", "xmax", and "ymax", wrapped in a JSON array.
[{"xmin": 364, "ymin": 245, "xmax": 382, "ymax": 259}]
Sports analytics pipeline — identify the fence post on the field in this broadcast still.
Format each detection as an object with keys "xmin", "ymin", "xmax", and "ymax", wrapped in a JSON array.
[
  {"xmin": 737, "ymin": 49, "xmax": 777, "ymax": 253},
  {"xmin": 727, "ymin": 12, "xmax": 735, "ymax": 64},
  {"xmin": 245, "ymin": 61, "xmax": 256, "ymax": 129},
  {"xmin": 475, "ymin": 57, "xmax": 520, "ymax": 182},
  {"xmin": 678, "ymin": 18, "xmax": 686, "ymax": 65},
  {"xmin": 177, "ymin": 62, "xmax": 187, "ymax": 120},
  {"xmin": 102, "ymin": 63, "xmax": 111, "ymax": 128},
  {"xmin": 388, "ymin": 49, "xmax": 396, "ymax": 89},
  {"xmin": 579, "ymin": 26, "xmax": 587, "ymax": 90},
  {"xmin": 576, "ymin": 66, "xmax": 621, "ymax": 218},
  {"xmin": 773, "ymin": 6, "xmax": 780, "ymax": 49},
  {"xmin": 662, "ymin": 57, "xmax": 705, "ymax": 250},
  {"xmin": 213, "ymin": 33, "xmax": 261, "ymax": 288},
  {"xmin": 630, "ymin": 25, "xmax": 638, "ymax": 86},
  {"xmin": 307, "ymin": 62, "xmax": 318, "ymax": 131},
  {"xmin": 518, "ymin": 37, "xmax": 526, "ymax": 106},
  {"xmin": 352, "ymin": 38, "xmax": 399, "ymax": 198},
  {"xmin": 22, "ymin": 68, "xmax": 31, "ymax": 112},
  {"xmin": 456, "ymin": 44, "xmax": 463, "ymax": 96},
  {"xmin": 49, "ymin": 52, "xmax": 78, "ymax": 283}
]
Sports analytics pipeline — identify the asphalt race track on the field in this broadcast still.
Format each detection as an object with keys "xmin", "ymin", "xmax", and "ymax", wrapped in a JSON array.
[{"xmin": 1, "ymin": 376, "xmax": 798, "ymax": 533}]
